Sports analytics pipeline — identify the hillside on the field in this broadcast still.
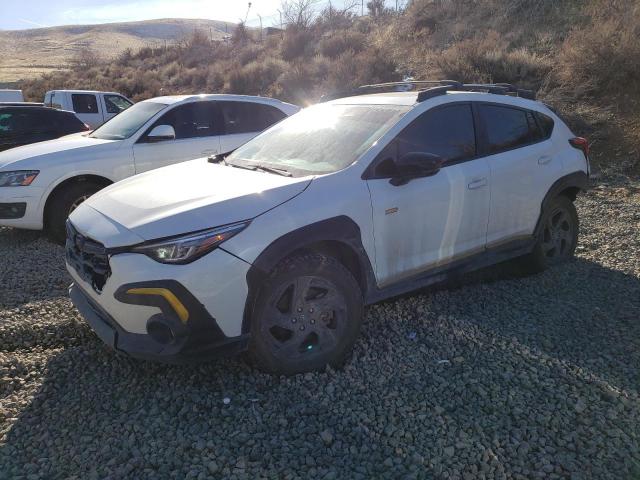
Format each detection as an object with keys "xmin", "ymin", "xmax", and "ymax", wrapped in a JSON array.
[
  {"xmin": 16, "ymin": 0, "xmax": 640, "ymax": 176},
  {"xmin": 0, "ymin": 18, "xmax": 235, "ymax": 83}
]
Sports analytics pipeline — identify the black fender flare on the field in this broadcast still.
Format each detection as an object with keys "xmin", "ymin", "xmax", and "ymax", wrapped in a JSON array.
[
  {"xmin": 241, "ymin": 215, "xmax": 376, "ymax": 334},
  {"xmin": 534, "ymin": 170, "xmax": 588, "ymax": 236}
]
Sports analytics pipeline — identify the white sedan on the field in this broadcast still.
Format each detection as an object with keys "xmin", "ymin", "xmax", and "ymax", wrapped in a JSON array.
[{"xmin": 0, "ymin": 94, "xmax": 299, "ymax": 241}]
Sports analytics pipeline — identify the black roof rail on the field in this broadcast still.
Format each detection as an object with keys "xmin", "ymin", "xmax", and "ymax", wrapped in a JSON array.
[
  {"xmin": 320, "ymin": 80, "xmax": 462, "ymax": 102},
  {"xmin": 322, "ymin": 80, "xmax": 536, "ymax": 102}
]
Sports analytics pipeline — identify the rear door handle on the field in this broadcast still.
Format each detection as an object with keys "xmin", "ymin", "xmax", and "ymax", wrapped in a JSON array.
[
  {"xmin": 468, "ymin": 178, "xmax": 488, "ymax": 190},
  {"xmin": 538, "ymin": 155, "xmax": 552, "ymax": 165}
]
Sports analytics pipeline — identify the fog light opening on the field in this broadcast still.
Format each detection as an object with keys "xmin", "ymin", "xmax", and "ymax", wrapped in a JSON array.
[{"xmin": 147, "ymin": 318, "xmax": 176, "ymax": 345}]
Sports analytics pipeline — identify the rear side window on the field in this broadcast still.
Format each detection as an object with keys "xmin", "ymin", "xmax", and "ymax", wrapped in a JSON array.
[
  {"xmin": 478, "ymin": 105, "xmax": 543, "ymax": 155},
  {"xmin": 104, "ymin": 95, "xmax": 133, "ymax": 114},
  {"xmin": 0, "ymin": 111, "xmax": 20, "ymax": 134},
  {"xmin": 535, "ymin": 112, "xmax": 555, "ymax": 139},
  {"xmin": 59, "ymin": 111, "xmax": 88, "ymax": 133},
  {"xmin": 72, "ymin": 94, "xmax": 99, "ymax": 114},
  {"xmin": 150, "ymin": 102, "xmax": 222, "ymax": 140},
  {"xmin": 395, "ymin": 103, "xmax": 476, "ymax": 163},
  {"xmin": 219, "ymin": 102, "xmax": 286, "ymax": 135}
]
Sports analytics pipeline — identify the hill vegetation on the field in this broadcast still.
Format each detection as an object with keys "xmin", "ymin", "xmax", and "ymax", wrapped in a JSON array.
[
  {"xmin": 19, "ymin": 0, "xmax": 640, "ymax": 176},
  {"xmin": 0, "ymin": 18, "xmax": 234, "ymax": 83}
]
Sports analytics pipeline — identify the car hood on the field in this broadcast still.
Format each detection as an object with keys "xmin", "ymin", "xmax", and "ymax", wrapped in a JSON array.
[
  {"xmin": 0, "ymin": 135, "xmax": 117, "ymax": 169},
  {"xmin": 75, "ymin": 158, "xmax": 312, "ymax": 244}
]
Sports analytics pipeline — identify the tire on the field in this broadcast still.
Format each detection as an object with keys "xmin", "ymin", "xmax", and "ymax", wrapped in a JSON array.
[
  {"xmin": 520, "ymin": 195, "xmax": 579, "ymax": 273},
  {"xmin": 249, "ymin": 253, "xmax": 363, "ymax": 375},
  {"xmin": 46, "ymin": 182, "xmax": 101, "ymax": 244}
]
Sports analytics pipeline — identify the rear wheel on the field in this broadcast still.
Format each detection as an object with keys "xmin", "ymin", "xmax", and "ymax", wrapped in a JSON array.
[
  {"xmin": 520, "ymin": 195, "xmax": 579, "ymax": 273},
  {"xmin": 249, "ymin": 253, "xmax": 363, "ymax": 374},
  {"xmin": 46, "ymin": 182, "xmax": 101, "ymax": 244}
]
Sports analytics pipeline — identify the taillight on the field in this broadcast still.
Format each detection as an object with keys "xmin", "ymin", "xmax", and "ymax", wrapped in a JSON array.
[{"xmin": 569, "ymin": 137, "xmax": 590, "ymax": 157}]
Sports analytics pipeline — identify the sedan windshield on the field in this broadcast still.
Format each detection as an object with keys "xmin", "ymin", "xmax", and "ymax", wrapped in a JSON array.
[
  {"xmin": 226, "ymin": 103, "xmax": 409, "ymax": 176},
  {"xmin": 90, "ymin": 102, "xmax": 168, "ymax": 140}
]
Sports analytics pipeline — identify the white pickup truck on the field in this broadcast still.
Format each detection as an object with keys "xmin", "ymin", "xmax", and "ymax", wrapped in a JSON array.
[{"xmin": 44, "ymin": 90, "xmax": 133, "ymax": 129}]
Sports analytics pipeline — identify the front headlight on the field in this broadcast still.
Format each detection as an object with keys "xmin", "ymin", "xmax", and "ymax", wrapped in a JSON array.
[
  {"xmin": 0, "ymin": 170, "xmax": 39, "ymax": 187},
  {"xmin": 132, "ymin": 221, "xmax": 250, "ymax": 264}
]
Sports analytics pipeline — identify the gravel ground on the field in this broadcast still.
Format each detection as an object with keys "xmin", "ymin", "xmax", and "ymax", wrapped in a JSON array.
[{"xmin": 1, "ymin": 179, "xmax": 639, "ymax": 480}]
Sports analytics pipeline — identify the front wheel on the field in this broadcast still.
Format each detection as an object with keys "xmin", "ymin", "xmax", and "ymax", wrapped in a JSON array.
[
  {"xmin": 249, "ymin": 253, "xmax": 363, "ymax": 374},
  {"xmin": 520, "ymin": 195, "xmax": 579, "ymax": 273},
  {"xmin": 46, "ymin": 182, "xmax": 101, "ymax": 244}
]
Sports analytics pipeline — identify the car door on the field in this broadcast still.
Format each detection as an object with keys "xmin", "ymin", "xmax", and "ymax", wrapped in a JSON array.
[
  {"xmin": 102, "ymin": 94, "xmax": 133, "ymax": 122},
  {"xmin": 218, "ymin": 101, "xmax": 287, "ymax": 154},
  {"xmin": 476, "ymin": 103, "xmax": 563, "ymax": 247},
  {"xmin": 366, "ymin": 103, "xmax": 491, "ymax": 287},
  {"xmin": 132, "ymin": 101, "xmax": 222, "ymax": 174},
  {"xmin": 71, "ymin": 93, "xmax": 103, "ymax": 129}
]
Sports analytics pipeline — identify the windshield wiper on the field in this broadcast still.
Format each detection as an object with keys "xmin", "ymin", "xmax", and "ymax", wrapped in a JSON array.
[{"xmin": 253, "ymin": 165, "xmax": 293, "ymax": 177}]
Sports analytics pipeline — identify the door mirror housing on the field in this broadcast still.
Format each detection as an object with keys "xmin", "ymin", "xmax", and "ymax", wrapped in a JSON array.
[
  {"xmin": 390, "ymin": 152, "xmax": 444, "ymax": 186},
  {"xmin": 146, "ymin": 125, "xmax": 175, "ymax": 142}
]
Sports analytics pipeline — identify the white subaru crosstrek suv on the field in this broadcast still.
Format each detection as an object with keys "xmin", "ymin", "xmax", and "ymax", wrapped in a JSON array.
[
  {"xmin": 66, "ymin": 81, "xmax": 590, "ymax": 374},
  {"xmin": 0, "ymin": 94, "xmax": 298, "ymax": 241}
]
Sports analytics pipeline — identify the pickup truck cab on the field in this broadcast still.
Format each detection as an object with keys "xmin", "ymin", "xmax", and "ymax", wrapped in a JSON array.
[{"xmin": 44, "ymin": 90, "xmax": 133, "ymax": 129}]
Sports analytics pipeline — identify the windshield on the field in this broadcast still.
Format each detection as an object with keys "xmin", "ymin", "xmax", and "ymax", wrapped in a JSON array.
[
  {"xmin": 90, "ymin": 101, "xmax": 167, "ymax": 140},
  {"xmin": 226, "ymin": 104, "xmax": 409, "ymax": 176}
]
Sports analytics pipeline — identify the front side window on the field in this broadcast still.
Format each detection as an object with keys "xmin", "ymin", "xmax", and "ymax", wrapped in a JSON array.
[
  {"xmin": 395, "ymin": 104, "xmax": 476, "ymax": 163},
  {"xmin": 219, "ymin": 101, "xmax": 287, "ymax": 134},
  {"xmin": 479, "ymin": 105, "xmax": 542, "ymax": 155},
  {"xmin": 72, "ymin": 94, "xmax": 99, "ymax": 114},
  {"xmin": 104, "ymin": 95, "xmax": 133, "ymax": 114},
  {"xmin": 226, "ymin": 104, "xmax": 409, "ymax": 177},
  {"xmin": 90, "ymin": 101, "xmax": 168, "ymax": 140},
  {"xmin": 147, "ymin": 102, "xmax": 222, "ymax": 140}
]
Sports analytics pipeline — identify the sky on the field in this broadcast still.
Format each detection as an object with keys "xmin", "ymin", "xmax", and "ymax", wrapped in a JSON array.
[{"xmin": 0, "ymin": 0, "xmax": 376, "ymax": 30}]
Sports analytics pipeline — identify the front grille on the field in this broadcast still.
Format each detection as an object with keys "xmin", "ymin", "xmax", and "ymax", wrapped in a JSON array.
[{"xmin": 66, "ymin": 221, "xmax": 111, "ymax": 293}]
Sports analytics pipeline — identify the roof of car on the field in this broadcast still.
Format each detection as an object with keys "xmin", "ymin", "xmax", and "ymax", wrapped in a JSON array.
[{"xmin": 143, "ymin": 94, "xmax": 293, "ymax": 106}]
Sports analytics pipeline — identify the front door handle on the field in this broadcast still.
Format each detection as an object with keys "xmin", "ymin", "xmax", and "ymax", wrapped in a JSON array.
[
  {"xmin": 538, "ymin": 155, "xmax": 552, "ymax": 165},
  {"xmin": 468, "ymin": 178, "xmax": 488, "ymax": 190}
]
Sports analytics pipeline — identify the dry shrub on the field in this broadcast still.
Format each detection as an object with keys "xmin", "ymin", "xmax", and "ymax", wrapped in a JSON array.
[
  {"xmin": 551, "ymin": 1, "xmax": 640, "ymax": 97},
  {"xmin": 434, "ymin": 32, "xmax": 551, "ymax": 89},
  {"xmin": 280, "ymin": 28, "xmax": 315, "ymax": 61},
  {"xmin": 319, "ymin": 31, "xmax": 367, "ymax": 59},
  {"xmin": 227, "ymin": 59, "xmax": 286, "ymax": 95}
]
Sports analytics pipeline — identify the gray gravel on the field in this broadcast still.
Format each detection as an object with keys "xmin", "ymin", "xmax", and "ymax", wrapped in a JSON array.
[{"xmin": 1, "ymin": 180, "xmax": 639, "ymax": 479}]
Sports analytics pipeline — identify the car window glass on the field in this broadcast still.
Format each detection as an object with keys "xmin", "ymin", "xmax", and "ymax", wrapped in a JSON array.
[
  {"xmin": 0, "ymin": 112, "xmax": 15, "ymax": 133},
  {"xmin": 151, "ymin": 102, "xmax": 221, "ymax": 140},
  {"xmin": 219, "ymin": 102, "xmax": 286, "ymax": 134},
  {"xmin": 535, "ymin": 111, "xmax": 555, "ymax": 138},
  {"xmin": 105, "ymin": 95, "xmax": 132, "ymax": 114},
  {"xmin": 479, "ymin": 105, "xmax": 541, "ymax": 154},
  {"xmin": 395, "ymin": 104, "xmax": 476, "ymax": 163},
  {"xmin": 59, "ymin": 112, "xmax": 86, "ymax": 134},
  {"xmin": 72, "ymin": 94, "xmax": 99, "ymax": 114}
]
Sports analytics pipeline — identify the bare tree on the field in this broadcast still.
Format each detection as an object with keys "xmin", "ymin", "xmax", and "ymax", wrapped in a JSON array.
[
  {"xmin": 281, "ymin": 0, "xmax": 317, "ymax": 29},
  {"xmin": 367, "ymin": 0, "xmax": 388, "ymax": 17},
  {"xmin": 70, "ymin": 47, "xmax": 102, "ymax": 70}
]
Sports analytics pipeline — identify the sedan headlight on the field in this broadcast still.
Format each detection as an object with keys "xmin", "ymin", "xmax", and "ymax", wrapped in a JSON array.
[
  {"xmin": 132, "ymin": 221, "xmax": 250, "ymax": 264},
  {"xmin": 0, "ymin": 170, "xmax": 39, "ymax": 187}
]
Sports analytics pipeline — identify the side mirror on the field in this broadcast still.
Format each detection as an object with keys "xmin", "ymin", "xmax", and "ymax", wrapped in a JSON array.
[
  {"xmin": 390, "ymin": 152, "xmax": 444, "ymax": 186},
  {"xmin": 146, "ymin": 125, "xmax": 175, "ymax": 142}
]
